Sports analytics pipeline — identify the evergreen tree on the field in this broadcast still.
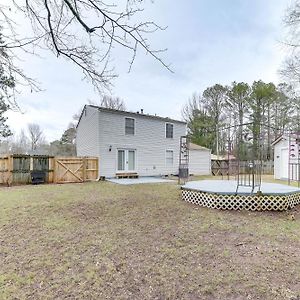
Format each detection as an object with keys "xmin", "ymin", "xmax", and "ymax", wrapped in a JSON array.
[
  {"xmin": 0, "ymin": 34, "xmax": 13, "ymax": 139},
  {"xmin": 183, "ymin": 81, "xmax": 293, "ymax": 161},
  {"xmin": 202, "ymin": 84, "xmax": 228, "ymax": 154},
  {"xmin": 188, "ymin": 109, "xmax": 215, "ymax": 149},
  {"xmin": 0, "ymin": 99, "xmax": 11, "ymax": 138}
]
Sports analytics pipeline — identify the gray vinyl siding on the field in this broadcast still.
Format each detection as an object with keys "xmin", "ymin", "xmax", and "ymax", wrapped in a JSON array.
[
  {"xmin": 76, "ymin": 106, "xmax": 186, "ymax": 178},
  {"xmin": 98, "ymin": 110, "xmax": 186, "ymax": 177},
  {"xmin": 189, "ymin": 149, "xmax": 211, "ymax": 175},
  {"xmin": 76, "ymin": 106, "xmax": 99, "ymax": 158}
]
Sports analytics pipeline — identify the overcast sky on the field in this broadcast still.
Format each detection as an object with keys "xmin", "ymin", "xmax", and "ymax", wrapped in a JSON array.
[{"xmin": 6, "ymin": 0, "xmax": 290, "ymax": 141}]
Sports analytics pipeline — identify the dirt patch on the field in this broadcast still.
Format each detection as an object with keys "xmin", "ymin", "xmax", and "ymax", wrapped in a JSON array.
[{"xmin": 0, "ymin": 181, "xmax": 300, "ymax": 299}]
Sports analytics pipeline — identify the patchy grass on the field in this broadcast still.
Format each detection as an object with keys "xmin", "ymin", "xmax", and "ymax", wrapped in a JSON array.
[{"xmin": 0, "ymin": 179, "xmax": 300, "ymax": 299}]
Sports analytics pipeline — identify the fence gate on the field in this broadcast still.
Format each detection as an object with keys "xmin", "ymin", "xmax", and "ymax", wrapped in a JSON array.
[{"xmin": 54, "ymin": 157, "xmax": 85, "ymax": 183}]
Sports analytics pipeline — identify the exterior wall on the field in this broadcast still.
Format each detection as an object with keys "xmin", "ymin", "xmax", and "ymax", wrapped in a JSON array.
[
  {"xmin": 274, "ymin": 139, "xmax": 289, "ymax": 179},
  {"xmin": 189, "ymin": 149, "xmax": 211, "ymax": 175},
  {"xmin": 76, "ymin": 106, "xmax": 99, "ymax": 160},
  {"xmin": 97, "ymin": 110, "xmax": 186, "ymax": 177}
]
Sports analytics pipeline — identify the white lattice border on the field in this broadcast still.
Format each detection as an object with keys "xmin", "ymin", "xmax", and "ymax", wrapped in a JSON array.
[{"xmin": 181, "ymin": 188, "xmax": 300, "ymax": 211}]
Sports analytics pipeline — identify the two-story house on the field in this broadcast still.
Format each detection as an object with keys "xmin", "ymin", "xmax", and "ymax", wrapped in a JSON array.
[{"xmin": 76, "ymin": 105, "xmax": 187, "ymax": 178}]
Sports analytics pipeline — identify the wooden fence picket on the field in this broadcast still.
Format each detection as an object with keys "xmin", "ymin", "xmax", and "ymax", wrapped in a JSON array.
[{"xmin": 0, "ymin": 155, "xmax": 99, "ymax": 185}]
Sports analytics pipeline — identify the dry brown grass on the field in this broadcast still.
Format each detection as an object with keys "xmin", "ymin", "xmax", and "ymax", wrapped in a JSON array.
[{"xmin": 0, "ymin": 179, "xmax": 300, "ymax": 299}]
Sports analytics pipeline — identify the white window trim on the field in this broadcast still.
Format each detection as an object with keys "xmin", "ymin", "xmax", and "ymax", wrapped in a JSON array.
[
  {"xmin": 165, "ymin": 149, "xmax": 174, "ymax": 167},
  {"xmin": 165, "ymin": 122, "xmax": 174, "ymax": 139},
  {"xmin": 125, "ymin": 117, "xmax": 136, "ymax": 136}
]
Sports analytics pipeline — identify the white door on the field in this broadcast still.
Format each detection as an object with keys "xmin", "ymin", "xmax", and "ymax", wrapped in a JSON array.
[
  {"xmin": 280, "ymin": 148, "xmax": 289, "ymax": 179},
  {"xmin": 117, "ymin": 149, "xmax": 136, "ymax": 172}
]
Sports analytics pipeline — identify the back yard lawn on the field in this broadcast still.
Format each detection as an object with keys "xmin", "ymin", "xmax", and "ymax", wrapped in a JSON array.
[{"xmin": 0, "ymin": 180, "xmax": 300, "ymax": 299}]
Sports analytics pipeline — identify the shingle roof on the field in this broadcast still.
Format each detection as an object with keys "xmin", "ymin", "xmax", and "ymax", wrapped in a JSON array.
[
  {"xmin": 211, "ymin": 154, "xmax": 236, "ymax": 160},
  {"xmin": 188, "ymin": 143, "xmax": 211, "ymax": 151},
  {"xmin": 271, "ymin": 135, "xmax": 287, "ymax": 146},
  {"xmin": 86, "ymin": 105, "xmax": 187, "ymax": 124}
]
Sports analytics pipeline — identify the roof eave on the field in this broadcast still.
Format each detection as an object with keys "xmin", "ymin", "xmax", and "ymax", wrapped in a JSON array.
[{"xmin": 91, "ymin": 105, "xmax": 187, "ymax": 125}]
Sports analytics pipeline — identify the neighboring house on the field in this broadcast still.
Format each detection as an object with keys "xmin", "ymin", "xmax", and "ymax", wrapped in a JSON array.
[
  {"xmin": 76, "ymin": 105, "xmax": 187, "ymax": 178},
  {"xmin": 188, "ymin": 143, "xmax": 211, "ymax": 175},
  {"xmin": 272, "ymin": 135, "xmax": 290, "ymax": 180}
]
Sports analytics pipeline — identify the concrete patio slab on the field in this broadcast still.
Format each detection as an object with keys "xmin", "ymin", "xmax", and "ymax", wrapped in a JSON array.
[{"xmin": 107, "ymin": 177, "xmax": 175, "ymax": 185}]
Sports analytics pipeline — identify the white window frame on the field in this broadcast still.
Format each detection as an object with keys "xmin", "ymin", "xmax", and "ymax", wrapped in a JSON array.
[
  {"xmin": 125, "ymin": 117, "xmax": 135, "ymax": 135},
  {"xmin": 165, "ymin": 122, "xmax": 174, "ymax": 139},
  {"xmin": 165, "ymin": 149, "xmax": 174, "ymax": 167}
]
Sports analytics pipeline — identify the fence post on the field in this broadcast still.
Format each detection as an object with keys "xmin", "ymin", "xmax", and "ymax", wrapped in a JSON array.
[
  {"xmin": 53, "ymin": 157, "xmax": 57, "ymax": 184},
  {"xmin": 82, "ymin": 157, "xmax": 87, "ymax": 181},
  {"xmin": 48, "ymin": 157, "xmax": 53, "ymax": 183},
  {"xmin": 8, "ymin": 155, "xmax": 13, "ymax": 186}
]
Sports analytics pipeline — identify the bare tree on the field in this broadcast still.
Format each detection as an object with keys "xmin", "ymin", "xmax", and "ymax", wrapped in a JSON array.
[
  {"xmin": 91, "ymin": 95, "xmax": 126, "ymax": 110},
  {"xmin": 281, "ymin": 1, "xmax": 300, "ymax": 83},
  {"xmin": 100, "ymin": 95, "xmax": 126, "ymax": 110},
  {"xmin": 73, "ymin": 95, "xmax": 126, "ymax": 121},
  {"xmin": 181, "ymin": 93, "xmax": 202, "ymax": 122},
  {"xmin": 72, "ymin": 107, "xmax": 83, "ymax": 122},
  {"xmin": 10, "ymin": 129, "xmax": 29, "ymax": 154},
  {"xmin": 28, "ymin": 123, "xmax": 44, "ymax": 151},
  {"xmin": 0, "ymin": 1, "xmax": 171, "ymax": 95}
]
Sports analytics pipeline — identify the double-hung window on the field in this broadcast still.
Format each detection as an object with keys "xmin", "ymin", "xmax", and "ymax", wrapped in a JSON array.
[
  {"xmin": 166, "ymin": 123, "xmax": 173, "ymax": 138},
  {"xmin": 125, "ymin": 118, "xmax": 135, "ymax": 135},
  {"xmin": 166, "ymin": 150, "xmax": 174, "ymax": 166}
]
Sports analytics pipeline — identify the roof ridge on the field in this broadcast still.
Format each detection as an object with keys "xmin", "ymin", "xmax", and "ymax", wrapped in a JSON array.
[{"xmin": 87, "ymin": 105, "xmax": 186, "ymax": 124}]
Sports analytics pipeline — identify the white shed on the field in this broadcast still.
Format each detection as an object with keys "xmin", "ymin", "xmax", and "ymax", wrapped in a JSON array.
[
  {"xmin": 188, "ymin": 143, "xmax": 211, "ymax": 175},
  {"xmin": 272, "ymin": 135, "xmax": 289, "ymax": 180}
]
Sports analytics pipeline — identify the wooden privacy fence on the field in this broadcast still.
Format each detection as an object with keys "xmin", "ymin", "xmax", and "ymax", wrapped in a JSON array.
[
  {"xmin": 0, "ymin": 155, "xmax": 98, "ymax": 185},
  {"xmin": 211, "ymin": 160, "xmax": 274, "ymax": 176},
  {"xmin": 260, "ymin": 161, "xmax": 274, "ymax": 175}
]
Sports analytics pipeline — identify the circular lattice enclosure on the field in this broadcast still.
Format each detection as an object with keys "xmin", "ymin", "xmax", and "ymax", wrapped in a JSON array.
[{"xmin": 181, "ymin": 180, "xmax": 300, "ymax": 211}]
